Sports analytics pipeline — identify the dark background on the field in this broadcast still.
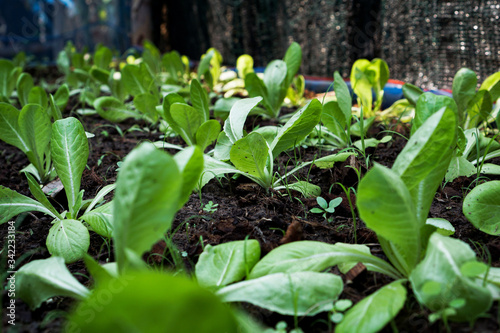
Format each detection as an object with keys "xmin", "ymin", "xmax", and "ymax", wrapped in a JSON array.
[{"xmin": 1, "ymin": 0, "xmax": 499, "ymax": 89}]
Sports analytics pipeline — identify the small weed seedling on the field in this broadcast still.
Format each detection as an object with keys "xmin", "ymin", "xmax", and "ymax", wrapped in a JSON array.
[
  {"xmin": 202, "ymin": 201, "xmax": 219, "ymax": 214},
  {"xmin": 310, "ymin": 196, "xmax": 342, "ymax": 223}
]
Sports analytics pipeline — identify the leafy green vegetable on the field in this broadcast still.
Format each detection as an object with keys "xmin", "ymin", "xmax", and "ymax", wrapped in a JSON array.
[
  {"xmin": 463, "ymin": 180, "xmax": 500, "ymax": 235},
  {"xmin": 161, "ymin": 79, "xmax": 221, "ymax": 150},
  {"xmin": 245, "ymin": 43, "xmax": 302, "ymax": 118},
  {"xmin": 94, "ymin": 96, "xmax": 140, "ymax": 122},
  {"xmin": 336, "ymin": 280, "xmax": 406, "ymax": 333},
  {"xmin": 67, "ymin": 272, "xmax": 239, "ymax": 332},
  {"xmin": 350, "ymin": 58, "xmax": 389, "ymax": 117},
  {"xmin": 51, "ymin": 117, "xmax": 89, "ymax": 217},
  {"xmin": 410, "ymin": 233, "xmax": 492, "ymax": 322},
  {"xmin": 46, "ymin": 219, "xmax": 90, "ymax": 263},
  {"xmin": 218, "ymin": 272, "xmax": 343, "ymax": 316},
  {"xmin": 15, "ymin": 256, "xmax": 90, "ymax": 309},
  {"xmin": 195, "ymin": 240, "xmax": 261, "ymax": 289}
]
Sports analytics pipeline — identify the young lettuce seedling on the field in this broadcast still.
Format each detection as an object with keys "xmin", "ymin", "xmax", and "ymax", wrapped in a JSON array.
[
  {"xmin": 0, "ymin": 103, "xmax": 55, "ymax": 183},
  {"xmin": 0, "ymin": 58, "xmax": 22, "ymax": 103},
  {"xmin": 350, "ymin": 58, "xmax": 389, "ymax": 118},
  {"xmin": 0, "ymin": 117, "xmax": 115, "ymax": 262},
  {"xmin": 201, "ymin": 97, "xmax": 354, "ymax": 196},
  {"xmin": 160, "ymin": 78, "xmax": 221, "ymax": 151},
  {"xmin": 244, "ymin": 42, "xmax": 302, "ymax": 118}
]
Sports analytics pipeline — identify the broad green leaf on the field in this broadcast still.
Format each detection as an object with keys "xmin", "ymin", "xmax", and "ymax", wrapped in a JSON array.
[
  {"xmin": 196, "ymin": 240, "xmax": 261, "ymax": 289},
  {"xmin": 190, "ymin": 79, "xmax": 210, "ymax": 122},
  {"xmin": 224, "ymin": 97, "xmax": 263, "ymax": 143},
  {"xmin": 322, "ymin": 101, "xmax": 347, "ymax": 141},
  {"xmin": 173, "ymin": 146, "xmax": 204, "ymax": 210},
  {"xmin": 197, "ymin": 49, "xmax": 214, "ymax": 80},
  {"xmin": 90, "ymin": 66, "xmax": 110, "ymax": 85},
  {"xmin": 0, "ymin": 185, "xmax": 59, "ymax": 224},
  {"xmin": 479, "ymin": 71, "xmax": 500, "ymax": 101},
  {"xmin": 0, "ymin": 59, "xmax": 16, "ymax": 98},
  {"xmin": 283, "ymin": 42, "xmax": 302, "ymax": 87},
  {"xmin": 369, "ymin": 59, "xmax": 390, "ymax": 93},
  {"xmin": 0, "ymin": 102, "xmax": 29, "ymax": 152},
  {"xmin": 410, "ymin": 233, "xmax": 492, "ymax": 322},
  {"xmin": 453, "ymin": 68, "xmax": 477, "ymax": 126},
  {"xmin": 353, "ymin": 135, "xmax": 391, "ymax": 150},
  {"xmin": 218, "ymin": 272, "xmax": 343, "ymax": 316},
  {"xmin": 213, "ymin": 131, "xmax": 233, "ymax": 161},
  {"xmin": 25, "ymin": 172, "xmax": 60, "ymax": 218},
  {"xmin": 94, "ymin": 45, "xmax": 112, "ymax": 69},
  {"xmin": 270, "ymin": 99, "xmax": 322, "ymax": 158},
  {"xmin": 279, "ymin": 181, "xmax": 321, "ymax": 198},
  {"xmin": 236, "ymin": 54, "xmax": 254, "ymax": 79},
  {"xmin": 463, "ymin": 180, "xmax": 500, "ymax": 235},
  {"xmin": 350, "ymin": 59, "xmax": 373, "ymax": 115},
  {"xmin": 170, "ymin": 103, "xmax": 202, "ymax": 145},
  {"xmin": 16, "ymin": 72, "xmax": 34, "ymax": 107},
  {"xmin": 392, "ymin": 107, "xmax": 457, "ymax": 224},
  {"xmin": 198, "ymin": 155, "xmax": 240, "ymax": 190},
  {"xmin": 81, "ymin": 201, "xmax": 113, "ymax": 238},
  {"xmin": 161, "ymin": 92, "xmax": 187, "ymax": 136},
  {"xmin": 466, "ymin": 89, "xmax": 492, "ymax": 128},
  {"xmin": 263, "ymin": 60, "xmax": 288, "ymax": 116},
  {"xmin": 113, "ymin": 143, "xmax": 182, "ymax": 272},
  {"xmin": 402, "ymin": 83, "xmax": 423, "ymax": 106},
  {"xmin": 94, "ymin": 96, "xmax": 138, "ymax": 122},
  {"xmin": 313, "ymin": 152, "xmax": 355, "ymax": 169},
  {"xmin": 412, "ymin": 93, "xmax": 457, "ymax": 135},
  {"xmin": 357, "ymin": 164, "xmax": 420, "ymax": 276},
  {"xmin": 142, "ymin": 41, "xmax": 161, "ymax": 75},
  {"xmin": 249, "ymin": 241, "xmax": 402, "ymax": 280},
  {"xmin": 162, "ymin": 51, "xmax": 184, "ymax": 81},
  {"xmin": 133, "ymin": 92, "xmax": 158, "ymax": 121},
  {"xmin": 121, "ymin": 64, "xmax": 148, "ymax": 96},
  {"xmin": 67, "ymin": 272, "xmax": 239, "ymax": 332},
  {"xmin": 46, "ymin": 219, "xmax": 90, "ymax": 263},
  {"xmin": 230, "ymin": 132, "xmax": 270, "ymax": 182},
  {"xmin": 336, "ymin": 280, "xmax": 406, "ymax": 333},
  {"xmin": 426, "ymin": 218, "xmax": 455, "ymax": 236},
  {"xmin": 445, "ymin": 155, "xmax": 476, "ymax": 182},
  {"xmin": 245, "ymin": 72, "xmax": 273, "ymax": 115},
  {"xmin": 19, "ymin": 104, "xmax": 52, "ymax": 171},
  {"xmin": 334, "ymin": 71, "xmax": 352, "ymax": 122},
  {"xmin": 196, "ymin": 119, "xmax": 221, "ymax": 150},
  {"xmin": 16, "ymin": 257, "xmax": 90, "ymax": 309},
  {"xmin": 51, "ymin": 117, "xmax": 89, "ymax": 217},
  {"xmin": 54, "ymin": 84, "xmax": 70, "ymax": 110}
]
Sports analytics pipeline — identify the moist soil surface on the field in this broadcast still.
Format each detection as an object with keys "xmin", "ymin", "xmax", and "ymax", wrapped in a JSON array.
[{"xmin": 1, "ymin": 101, "xmax": 499, "ymax": 333}]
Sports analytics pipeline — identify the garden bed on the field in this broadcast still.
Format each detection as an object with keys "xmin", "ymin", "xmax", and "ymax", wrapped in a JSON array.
[
  {"xmin": 2, "ymin": 109, "xmax": 499, "ymax": 332},
  {"xmin": 1, "ymin": 44, "xmax": 500, "ymax": 332}
]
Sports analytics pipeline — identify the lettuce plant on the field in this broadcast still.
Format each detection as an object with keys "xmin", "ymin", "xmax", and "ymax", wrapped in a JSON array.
[
  {"xmin": 463, "ymin": 180, "xmax": 500, "ymax": 235},
  {"xmin": 0, "ymin": 59, "xmax": 22, "ymax": 103},
  {"xmin": 198, "ymin": 48, "xmax": 223, "ymax": 89},
  {"xmin": 0, "ymin": 117, "xmax": 116, "ymax": 262},
  {"xmin": 201, "ymin": 97, "xmax": 346, "ymax": 195},
  {"xmin": 201, "ymin": 107, "xmax": 498, "ymax": 331},
  {"xmin": 350, "ymin": 58, "xmax": 389, "ymax": 118},
  {"xmin": 160, "ymin": 78, "xmax": 221, "ymax": 151},
  {"xmin": 0, "ymin": 103, "xmax": 56, "ymax": 183},
  {"xmin": 244, "ymin": 42, "xmax": 302, "ymax": 118}
]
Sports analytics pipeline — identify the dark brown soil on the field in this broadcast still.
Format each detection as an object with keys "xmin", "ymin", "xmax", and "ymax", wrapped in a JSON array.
[{"xmin": 1, "ymin": 104, "xmax": 499, "ymax": 333}]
